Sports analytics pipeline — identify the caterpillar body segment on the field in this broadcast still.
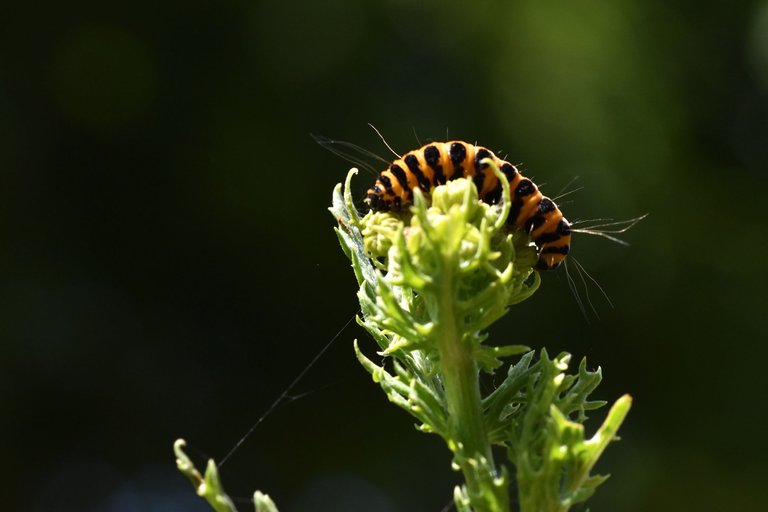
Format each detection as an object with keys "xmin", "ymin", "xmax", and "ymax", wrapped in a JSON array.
[{"xmin": 364, "ymin": 141, "xmax": 571, "ymax": 271}]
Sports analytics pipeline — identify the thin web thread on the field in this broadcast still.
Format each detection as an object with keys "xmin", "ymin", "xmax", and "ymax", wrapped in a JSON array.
[{"xmin": 219, "ymin": 313, "xmax": 358, "ymax": 466}]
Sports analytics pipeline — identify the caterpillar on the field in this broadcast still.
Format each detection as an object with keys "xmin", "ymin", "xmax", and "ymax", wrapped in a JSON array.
[{"xmin": 364, "ymin": 141, "xmax": 571, "ymax": 271}]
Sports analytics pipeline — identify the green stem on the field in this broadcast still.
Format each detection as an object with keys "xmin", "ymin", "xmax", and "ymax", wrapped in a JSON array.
[
  {"xmin": 434, "ymin": 261, "xmax": 507, "ymax": 512},
  {"xmin": 437, "ymin": 288, "xmax": 489, "ymax": 462}
]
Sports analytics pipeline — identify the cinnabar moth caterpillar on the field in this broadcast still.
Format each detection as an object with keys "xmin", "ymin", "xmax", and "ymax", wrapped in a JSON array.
[{"xmin": 365, "ymin": 141, "xmax": 570, "ymax": 271}]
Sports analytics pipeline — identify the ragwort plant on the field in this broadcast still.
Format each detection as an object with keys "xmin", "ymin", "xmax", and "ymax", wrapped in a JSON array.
[{"xmin": 175, "ymin": 160, "xmax": 631, "ymax": 512}]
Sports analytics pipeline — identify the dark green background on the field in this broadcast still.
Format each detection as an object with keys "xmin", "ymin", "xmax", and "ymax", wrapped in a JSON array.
[{"xmin": 3, "ymin": 1, "xmax": 767, "ymax": 511}]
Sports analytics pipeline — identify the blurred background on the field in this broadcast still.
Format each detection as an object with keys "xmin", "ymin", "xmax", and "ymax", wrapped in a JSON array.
[{"xmin": 2, "ymin": 0, "xmax": 767, "ymax": 510}]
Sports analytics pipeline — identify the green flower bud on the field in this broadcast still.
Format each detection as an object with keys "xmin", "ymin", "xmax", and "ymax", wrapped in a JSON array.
[
  {"xmin": 431, "ymin": 175, "xmax": 481, "ymax": 220},
  {"xmin": 360, "ymin": 210, "xmax": 403, "ymax": 259}
]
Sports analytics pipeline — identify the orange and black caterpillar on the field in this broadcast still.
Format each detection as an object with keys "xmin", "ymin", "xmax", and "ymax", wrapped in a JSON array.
[{"xmin": 365, "ymin": 141, "xmax": 571, "ymax": 271}]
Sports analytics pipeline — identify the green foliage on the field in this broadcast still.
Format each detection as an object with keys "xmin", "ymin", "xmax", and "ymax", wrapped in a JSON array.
[
  {"xmin": 495, "ymin": 352, "xmax": 631, "ymax": 512},
  {"xmin": 175, "ymin": 161, "xmax": 631, "ymax": 512},
  {"xmin": 330, "ymin": 163, "xmax": 631, "ymax": 512},
  {"xmin": 174, "ymin": 439, "xmax": 278, "ymax": 512}
]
